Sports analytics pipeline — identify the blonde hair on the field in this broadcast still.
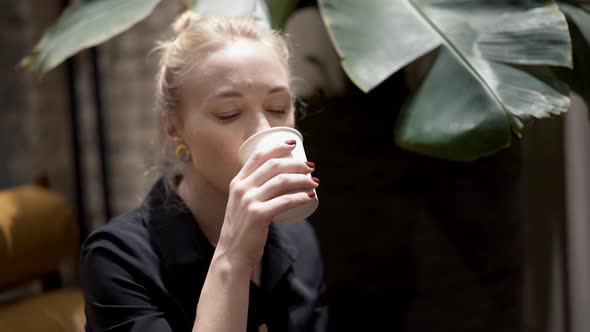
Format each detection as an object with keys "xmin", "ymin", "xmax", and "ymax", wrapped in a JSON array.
[
  {"xmin": 154, "ymin": 11, "xmax": 291, "ymax": 116},
  {"xmin": 148, "ymin": 11, "xmax": 293, "ymax": 195}
]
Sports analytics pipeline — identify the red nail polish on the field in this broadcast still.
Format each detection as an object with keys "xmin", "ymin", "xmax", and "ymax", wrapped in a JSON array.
[
  {"xmin": 285, "ymin": 139, "xmax": 296, "ymax": 145},
  {"xmin": 305, "ymin": 161, "xmax": 315, "ymax": 168},
  {"xmin": 307, "ymin": 191, "xmax": 316, "ymax": 198},
  {"xmin": 312, "ymin": 177, "xmax": 320, "ymax": 184}
]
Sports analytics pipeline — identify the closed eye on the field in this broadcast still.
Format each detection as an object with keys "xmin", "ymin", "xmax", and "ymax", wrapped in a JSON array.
[
  {"xmin": 218, "ymin": 112, "xmax": 240, "ymax": 120},
  {"xmin": 266, "ymin": 109, "xmax": 287, "ymax": 115}
]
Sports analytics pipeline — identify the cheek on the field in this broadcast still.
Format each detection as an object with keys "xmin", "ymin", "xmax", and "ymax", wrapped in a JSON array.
[
  {"xmin": 282, "ymin": 106, "xmax": 296, "ymax": 127},
  {"xmin": 270, "ymin": 113, "xmax": 295, "ymax": 129},
  {"xmin": 188, "ymin": 129, "xmax": 243, "ymax": 187},
  {"xmin": 287, "ymin": 112, "xmax": 296, "ymax": 127}
]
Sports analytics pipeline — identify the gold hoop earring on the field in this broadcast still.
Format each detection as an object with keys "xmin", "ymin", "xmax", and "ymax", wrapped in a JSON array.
[{"xmin": 175, "ymin": 144, "xmax": 191, "ymax": 163}]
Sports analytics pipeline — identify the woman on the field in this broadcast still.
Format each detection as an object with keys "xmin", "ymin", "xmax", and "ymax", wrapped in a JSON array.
[{"xmin": 80, "ymin": 11, "xmax": 328, "ymax": 332}]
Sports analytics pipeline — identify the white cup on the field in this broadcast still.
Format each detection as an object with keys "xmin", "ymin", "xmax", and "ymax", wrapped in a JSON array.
[{"xmin": 239, "ymin": 126, "xmax": 319, "ymax": 224}]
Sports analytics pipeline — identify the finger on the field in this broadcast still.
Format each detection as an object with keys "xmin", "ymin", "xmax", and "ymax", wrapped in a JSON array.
[
  {"xmin": 255, "ymin": 173, "xmax": 318, "ymax": 201},
  {"xmin": 246, "ymin": 157, "xmax": 314, "ymax": 188},
  {"xmin": 234, "ymin": 140, "xmax": 297, "ymax": 182},
  {"xmin": 257, "ymin": 191, "xmax": 316, "ymax": 220}
]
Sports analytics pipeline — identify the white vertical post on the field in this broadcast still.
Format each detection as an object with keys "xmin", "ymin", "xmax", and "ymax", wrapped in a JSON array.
[{"xmin": 564, "ymin": 93, "xmax": 590, "ymax": 332}]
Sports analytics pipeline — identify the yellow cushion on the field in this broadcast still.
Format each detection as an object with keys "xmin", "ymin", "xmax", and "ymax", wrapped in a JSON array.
[
  {"xmin": 0, "ymin": 288, "xmax": 85, "ymax": 332},
  {"xmin": 0, "ymin": 186, "xmax": 76, "ymax": 288}
]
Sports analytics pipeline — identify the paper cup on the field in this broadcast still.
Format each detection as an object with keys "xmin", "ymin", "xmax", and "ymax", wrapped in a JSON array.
[{"xmin": 239, "ymin": 126, "xmax": 319, "ymax": 224}]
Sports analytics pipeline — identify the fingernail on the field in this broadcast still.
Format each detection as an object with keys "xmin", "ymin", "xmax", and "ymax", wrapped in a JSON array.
[
  {"xmin": 285, "ymin": 139, "xmax": 296, "ymax": 145},
  {"xmin": 307, "ymin": 191, "xmax": 316, "ymax": 198},
  {"xmin": 312, "ymin": 177, "xmax": 320, "ymax": 184},
  {"xmin": 305, "ymin": 161, "xmax": 315, "ymax": 168}
]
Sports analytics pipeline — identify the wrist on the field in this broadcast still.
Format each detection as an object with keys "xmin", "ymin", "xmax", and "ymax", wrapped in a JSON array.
[{"xmin": 210, "ymin": 251, "xmax": 253, "ymax": 284}]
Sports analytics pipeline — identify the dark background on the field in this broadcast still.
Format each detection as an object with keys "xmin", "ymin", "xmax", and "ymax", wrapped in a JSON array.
[{"xmin": 299, "ymin": 72, "xmax": 522, "ymax": 331}]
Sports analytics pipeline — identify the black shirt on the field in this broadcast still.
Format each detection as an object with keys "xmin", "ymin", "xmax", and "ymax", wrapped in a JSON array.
[{"xmin": 80, "ymin": 178, "xmax": 328, "ymax": 332}]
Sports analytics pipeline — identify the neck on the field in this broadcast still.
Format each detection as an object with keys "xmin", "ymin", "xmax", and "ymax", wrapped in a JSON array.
[{"xmin": 176, "ymin": 170, "xmax": 228, "ymax": 246}]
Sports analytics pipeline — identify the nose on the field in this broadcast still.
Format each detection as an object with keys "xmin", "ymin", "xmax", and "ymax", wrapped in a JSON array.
[
  {"xmin": 243, "ymin": 110, "xmax": 274, "ymax": 145},
  {"xmin": 242, "ymin": 111, "xmax": 272, "ymax": 144},
  {"xmin": 252, "ymin": 111, "xmax": 271, "ymax": 134}
]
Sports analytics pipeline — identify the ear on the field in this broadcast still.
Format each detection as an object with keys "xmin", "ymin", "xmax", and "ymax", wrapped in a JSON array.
[{"xmin": 161, "ymin": 112, "xmax": 184, "ymax": 145}]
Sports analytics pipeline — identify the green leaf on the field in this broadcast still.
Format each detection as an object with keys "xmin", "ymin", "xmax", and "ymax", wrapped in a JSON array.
[
  {"xmin": 558, "ymin": 0, "xmax": 590, "ymax": 14},
  {"xmin": 266, "ymin": 0, "xmax": 299, "ymax": 29},
  {"xmin": 395, "ymin": 48, "xmax": 512, "ymax": 161},
  {"xmin": 396, "ymin": 41, "xmax": 570, "ymax": 160},
  {"xmin": 318, "ymin": 0, "xmax": 441, "ymax": 93},
  {"xmin": 488, "ymin": 61, "xmax": 570, "ymax": 131},
  {"xmin": 562, "ymin": 4, "xmax": 590, "ymax": 43},
  {"xmin": 22, "ymin": 0, "xmax": 160, "ymax": 75},
  {"xmin": 477, "ymin": 6, "xmax": 572, "ymax": 67},
  {"xmin": 558, "ymin": 2, "xmax": 590, "ymax": 108},
  {"xmin": 320, "ymin": 0, "xmax": 572, "ymax": 160}
]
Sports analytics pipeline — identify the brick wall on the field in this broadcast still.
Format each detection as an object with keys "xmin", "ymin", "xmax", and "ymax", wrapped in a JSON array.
[
  {"xmin": 0, "ymin": 1, "xmax": 72, "ymax": 199},
  {"xmin": 67, "ymin": 1, "xmax": 183, "ymax": 230}
]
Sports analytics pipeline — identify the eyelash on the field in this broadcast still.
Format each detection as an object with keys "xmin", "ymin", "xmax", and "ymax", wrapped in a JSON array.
[
  {"xmin": 267, "ymin": 109, "xmax": 287, "ymax": 115},
  {"xmin": 219, "ymin": 113, "xmax": 239, "ymax": 120},
  {"xmin": 218, "ymin": 109, "xmax": 288, "ymax": 121}
]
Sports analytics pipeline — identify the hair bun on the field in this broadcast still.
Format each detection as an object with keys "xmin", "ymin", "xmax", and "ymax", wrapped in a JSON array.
[{"xmin": 172, "ymin": 10, "xmax": 201, "ymax": 36}]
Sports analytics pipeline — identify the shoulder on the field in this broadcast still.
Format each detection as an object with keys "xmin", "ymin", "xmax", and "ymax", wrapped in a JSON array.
[
  {"xmin": 81, "ymin": 208, "xmax": 151, "ymax": 258},
  {"xmin": 79, "ymin": 208, "xmax": 160, "ymax": 284},
  {"xmin": 79, "ymin": 208, "xmax": 176, "ymax": 331}
]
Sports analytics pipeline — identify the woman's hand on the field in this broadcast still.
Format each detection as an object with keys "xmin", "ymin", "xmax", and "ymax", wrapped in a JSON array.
[{"xmin": 214, "ymin": 139, "xmax": 318, "ymax": 273}]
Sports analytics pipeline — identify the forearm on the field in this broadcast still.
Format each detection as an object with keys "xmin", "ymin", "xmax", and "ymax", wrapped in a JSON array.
[{"xmin": 192, "ymin": 252, "xmax": 252, "ymax": 332}]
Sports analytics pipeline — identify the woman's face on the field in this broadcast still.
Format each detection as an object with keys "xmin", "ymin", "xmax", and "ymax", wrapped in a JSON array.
[{"xmin": 169, "ymin": 39, "xmax": 295, "ymax": 194}]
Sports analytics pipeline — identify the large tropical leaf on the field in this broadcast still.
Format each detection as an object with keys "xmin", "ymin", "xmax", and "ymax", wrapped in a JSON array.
[
  {"xmin": 319, "ymin": 0, "xmax": 572, "ymax": 160},
  {"xmin": 557, "ymin": 2, "xmax": 590, "ymax": 109},
  {"xmin": 556, "ymin": 2, "xmax": 590, "ymax": 42},
  {"xmin": 394, "ymin": 48, "xmax": 512, "ymax": 160},
  {"xmin": 21, "ymin": 0, "xmax": 160, "ymax": 75},
  {"xmin": 318, "ymin": 0, "xmax": 441, "ymax": 92}
]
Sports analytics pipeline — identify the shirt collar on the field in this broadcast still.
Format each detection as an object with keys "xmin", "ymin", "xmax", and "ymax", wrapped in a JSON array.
[
  {"xmin": 263, "ymin": 223, "xmax": 298, "ymax": 292},
  {"xmin": 141, "ymin": 178, "xmax": 214, "ymax": 267},
  {"xmin": 141, "ymin": 177, "xmax": 299, "ymax": 290}
]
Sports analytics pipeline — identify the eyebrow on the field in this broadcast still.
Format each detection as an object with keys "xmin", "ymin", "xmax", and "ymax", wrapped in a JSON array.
[{"xmin": 210, "ymin": 86, "xmax": 290, "ymax": 100}]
